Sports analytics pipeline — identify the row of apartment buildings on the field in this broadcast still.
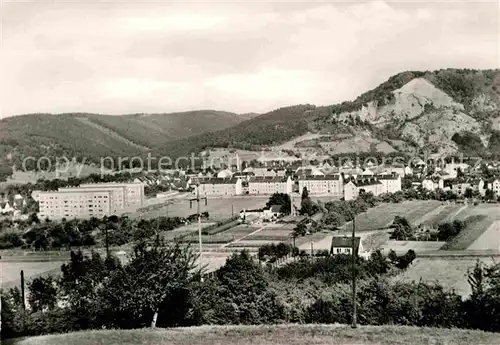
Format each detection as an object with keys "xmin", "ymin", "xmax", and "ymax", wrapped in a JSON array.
[
  {"xmin": 421, "ymin": 176, "xmax": 500, "ymax": 197},
  {"xmin": 32, "ymin": 182, "xmax": 145, "ymax": 220},
  {"xmin": 193, "ymin": 173, "xmax": 401, "ymax": 200}
]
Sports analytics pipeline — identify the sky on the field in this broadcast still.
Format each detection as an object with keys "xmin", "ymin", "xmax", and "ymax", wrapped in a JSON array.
[{"xmin": 1, "ymin": 0, "xmax": 499, "ymax": 118}]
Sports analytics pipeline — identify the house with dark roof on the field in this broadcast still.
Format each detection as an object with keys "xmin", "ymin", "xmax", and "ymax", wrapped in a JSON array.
[{"xmin": 330, "ymin": 236, "xmax": 362, "ymax": 255}]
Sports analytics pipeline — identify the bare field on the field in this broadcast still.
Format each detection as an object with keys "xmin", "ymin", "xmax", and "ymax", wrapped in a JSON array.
[{"xmin": 399, "ymin": 257, "xmax": 496, "ymax": 296}]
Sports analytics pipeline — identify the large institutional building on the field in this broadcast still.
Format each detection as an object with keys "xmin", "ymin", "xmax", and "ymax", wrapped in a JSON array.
[
  {"xmin": 194, "ymin": 177, "xmax": 243, "ymax": 197},
  {"xmin": 248, "ymin": 176, "xmax": 294, "ymax": 195},
  {"xmin": 298, "ymin": 174, "xmax": 343, "ymax": 198},
  {"xmin": 33, "ymin": 182, "xmax": 145, "ymax": 220}
]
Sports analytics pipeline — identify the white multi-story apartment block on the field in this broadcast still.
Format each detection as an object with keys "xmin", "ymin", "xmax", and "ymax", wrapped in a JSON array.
[
  {"xmin": 298, "ymin": 174, "xmax": 343, "ymax": 198},
  {"xmin": 376, "ymin": 173, "xmax": 402, "ymax": 194},
  {"xmin": 344, "ymin": 178, "xmax": 384, "ymax": 201},
  {"xmin": 33, "ymin": 182, "xmax": 145, "ymax": 220},
  {"xmin": 248, "ymin": 176, "xmax": 293, "ymax": 195},
  {"xmin": 195, "ymin": 177, "xmax": 242, "ymax": 196}
]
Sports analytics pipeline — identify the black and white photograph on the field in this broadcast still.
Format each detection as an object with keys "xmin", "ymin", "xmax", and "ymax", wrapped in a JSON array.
[{"xmin": 0, "ymin": 0, "xmax": 500, "ymax": 344}]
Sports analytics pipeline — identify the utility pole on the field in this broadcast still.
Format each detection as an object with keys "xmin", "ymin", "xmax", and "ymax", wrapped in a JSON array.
[
  {"xmin": 21, "ymin": 270, "xmax": 26, "ymax": 310},
  {"xmin": 1, "ymin": 255, "xmax": 2, "ymax": 340},
  {"xmin": 190, "ymin": 184, "xmax": 207, "ymax": 281},
  {"xmin": 105, "ymin": 227, "xmax": 109, "ymax": 259},
  {"xmin": 351, "ymin": 216, "xmax": 357, "ymax": 329}
]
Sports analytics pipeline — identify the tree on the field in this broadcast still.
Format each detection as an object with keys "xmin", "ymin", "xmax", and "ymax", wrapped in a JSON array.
[
  {"xmin": 266, "ymin": 193, "xmax": 291, "ymax": 215},
  {"xmin": 485, "ymin": 189, "xmax": 495, "ymax": 201},
  {"xmin": 192, "ymin": 251, "xmax": 284, "ymax": 325},
  {"xmin": 322, "ymin": 212, "xmax": 345, "ymax": 229},
  {"xmin": 28, "ymin": 276, "xmax": 58, "ymax": 312},
  {"xmin": 464, "ymin": 187, "xmax": 473, "ymax": 199},
  {"xmin": 390, "ymin": 216, "xmax": 414, "ymax": 240},
  {"xmin": 396, "ymin": 249, "xmax": 416, "ymax": 269},
  {"xmin": 301, "ymin": 187, "xmax": 309, "ymax": 201},
  {"xmin": 293, "ymin": 222, "xmax": 307, "ymax": 237},
  {"xmin": 100, "ymin": 239, "xmax": 199, "ymax": 328}
]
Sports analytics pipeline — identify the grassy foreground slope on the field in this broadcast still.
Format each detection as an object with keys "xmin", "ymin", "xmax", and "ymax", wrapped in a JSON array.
[{"xmin": 10, "ymin": 324, "xmax": 500, "ymax": 345}]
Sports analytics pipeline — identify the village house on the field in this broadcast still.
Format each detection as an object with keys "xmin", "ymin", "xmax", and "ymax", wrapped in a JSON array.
[
  {"xmin": 232, "ymin": 171, "xmax": 255, "ymax": 181},
  {"xmin": 296, "ymin": 166, "xmax": 324, "ymax": 177},
  {"xmin": 451, "ymin": 178, "xmax": 485, "ymax": 196},
  {"xmin": 330, "ymin": 236, "xmax": 362, "ymax": 255},
  {"xmin": 298, "ymin": 174, "xmax": 343, "ymax": 198},
  {"xmin": 250, "ymin": 167, "xmax": 279, "ymax": 177},
  {"xmin": 216, "ymin": 168, "xmax": 234, "ymax": 179},
  {"xmin": 195, "ymin": 177, "xmax": 243, "ymax": 196},
  {"xmin": 491, "ymin": 179, "xmax": 500, "ymax": 196},
  {"xmin": 422, "ymin": 177, "xmax": 444, "ymax": 191},
  {"xmin": 263, "ymin": 204, "xmax": 285, "ymax": 220},
  {"xmin": 248, "ymin": 176, "xmax": 293, "ymax": 195}
]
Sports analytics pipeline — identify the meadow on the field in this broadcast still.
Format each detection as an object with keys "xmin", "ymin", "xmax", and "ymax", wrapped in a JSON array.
[
  {"xmin": 9, "ymin": 324, "xmax": 500, "ymax": 345},
  {"xmin": 399, "ymin": 257, "xmax": 496, "ymax": 297},
  {"xmin": 345, "ymin": 200, "xmax": 441, "ymax": 232},
  {"xmin": 1, "ymin": 261, "xmax": 64, "ymax": 290}
]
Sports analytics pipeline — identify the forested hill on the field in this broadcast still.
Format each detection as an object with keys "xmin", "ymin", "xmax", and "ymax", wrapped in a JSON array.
[{"xmin": 0, "ymin": 110, "xmax": 255, "ymax": 168}]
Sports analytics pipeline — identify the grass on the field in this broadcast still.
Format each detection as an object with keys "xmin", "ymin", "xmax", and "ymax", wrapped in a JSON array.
[
  {"xmin": 441, "ymin": 215, "xmax": 492, "ymax": 250},
  {"xmin": 349, "ymin": 201, "xmax": 441, "ymax": 231},
  {"xmin": 362, "ymin": 231, "xmax": 391, "ymax": 252},
  {"xmin": 1, "ymin": 261, "xmax": 64, "ymax": 290},
  {"xmin": 9, "ymin": 324, "xmax": 500, "ymax": 345},
  {"xmin": 399, "ymin": 257, "xmax": 496, "ymax": 297},
  {"xmin": 420, "ymin": 205, "xmax": 465, "ymax": 226}
]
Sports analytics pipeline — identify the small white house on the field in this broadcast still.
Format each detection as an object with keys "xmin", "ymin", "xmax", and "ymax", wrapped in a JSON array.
[{"xmin": 330, "ymin": 236, "xmax": 363, "ymax": 255}]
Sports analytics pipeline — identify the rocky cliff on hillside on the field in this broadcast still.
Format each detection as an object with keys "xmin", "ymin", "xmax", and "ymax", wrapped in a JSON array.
[{"xmin": 324, "ymin": 70, "xmax": 500, "ymax": 156}]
